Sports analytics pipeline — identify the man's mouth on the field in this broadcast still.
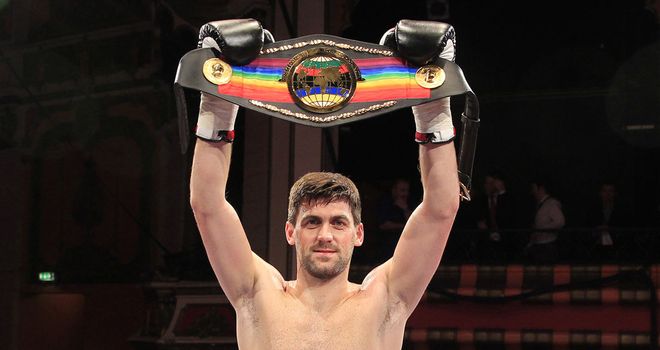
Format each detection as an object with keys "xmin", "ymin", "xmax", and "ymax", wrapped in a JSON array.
[{"xmin": 313, "ymin": 248, "xmax": 336, "ymax": 254}]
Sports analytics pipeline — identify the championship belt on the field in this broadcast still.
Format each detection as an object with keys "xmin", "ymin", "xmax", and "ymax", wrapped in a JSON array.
[{"xmin": 174, "ymin": 20, "xmax": 479, "ymax": 200}]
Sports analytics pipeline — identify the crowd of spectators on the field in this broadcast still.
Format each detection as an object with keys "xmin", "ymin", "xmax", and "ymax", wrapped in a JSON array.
[{"xmin": 361, "ymin": 173, "xmax": 659, "ymax": 266}]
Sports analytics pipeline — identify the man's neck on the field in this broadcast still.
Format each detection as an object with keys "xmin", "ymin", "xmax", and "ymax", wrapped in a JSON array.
[
  {"xmin": 290, "ymin": 268, "xmax": 357, "ymax": 314},
  {"xmin": 536, "ymin": 193, "xmax": 550, "ymax": 203}
]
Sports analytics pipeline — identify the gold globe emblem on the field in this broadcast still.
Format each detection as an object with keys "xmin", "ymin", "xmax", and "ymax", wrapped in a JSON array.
[{"xmin": 283, "ymin": 48, "xmax": 361, "ymax": 114}]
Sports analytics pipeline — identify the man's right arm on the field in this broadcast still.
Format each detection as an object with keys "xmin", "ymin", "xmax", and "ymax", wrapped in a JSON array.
[{"xmin": 189, "ymin": 96, "xmax": 258, "ymax": 305}]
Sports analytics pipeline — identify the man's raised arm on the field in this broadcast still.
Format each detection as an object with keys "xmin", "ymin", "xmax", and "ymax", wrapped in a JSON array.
[
  {"xmin": 379, "ymin": 20, "xmax": 462, "ymax": 313},
  {"xmin": 189, "ymin": 94, "xmax": 257, "ymax": 305},
  {"xmin": 385, "ymin": 98, "xmax": 460, "ymax": 313}
]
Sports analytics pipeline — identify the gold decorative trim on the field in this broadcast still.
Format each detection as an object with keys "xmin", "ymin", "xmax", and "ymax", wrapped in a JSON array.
[
  {"xmin": 262, "ymin": 40, "xmax": 394, "ymax": 56},
  {"xmin": 249, "ymin": 100, "xmax": 398, "ymax": 123}
]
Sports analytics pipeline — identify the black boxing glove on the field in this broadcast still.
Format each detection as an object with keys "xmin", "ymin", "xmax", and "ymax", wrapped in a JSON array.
[
  {"xmin": 196, "ymin": 18, "xmax": 276, "ymax": 142},
  {"xmin": 198, "ymin": 18, "xmax": 275, "ymax": 65},
  {"xmin": 379, "ymin": 19, "xmax": 456, "ymax": 65},
  {"xmin": 380, "ymin": 20, "xmax": 457, "ymax": 143}
]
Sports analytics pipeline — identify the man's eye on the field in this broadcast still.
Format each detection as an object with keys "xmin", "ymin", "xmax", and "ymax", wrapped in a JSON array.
[
  {"xmin": 305, "ymin": 218, "xmax": 320, "ymax": 226},
  {"xmin": 333, "ymin": 220, "xmax": 348, "ymax": 228}
]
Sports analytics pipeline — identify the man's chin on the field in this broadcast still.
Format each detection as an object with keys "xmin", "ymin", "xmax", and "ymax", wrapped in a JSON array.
[
  {"xmin": 307, "ymin": 268, "xmax": 343, "ymax": 280},
  {"xmin": 304, "ymin": 262, "xmax": 345, "ymax": 279}
]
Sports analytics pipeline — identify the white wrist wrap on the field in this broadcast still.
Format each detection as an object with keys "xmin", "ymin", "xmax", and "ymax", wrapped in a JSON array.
[
  {"xmin": 412, "ymin": 97, "xmax": 454, "ymax": 142},
  {"xmin": 196, "ymin": 93, "xmax": 238, "ymax": 141},
  {"xmin": 439, "ymin": 38, "xmax": 456, "ymax": 62}
]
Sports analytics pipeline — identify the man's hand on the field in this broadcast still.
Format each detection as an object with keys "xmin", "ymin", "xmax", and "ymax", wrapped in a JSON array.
[
  {"xmin": 196, "ymin": 93, "xmax": 238, "ymax": 143},
  {"xmin": 379, "ymin": 20, "xmax": 457, "ymax": 144},
  {"xmin": 379, "ymin": 19, "xmax": 456, "ymax": 66},
  {"xmin": 412, "ymin": 97, "xmax": 454, "ymax": 144}
]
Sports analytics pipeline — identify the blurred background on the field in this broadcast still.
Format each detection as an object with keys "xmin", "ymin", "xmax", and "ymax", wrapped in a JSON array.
[{"xmin": 0, "ymin": 0, "xmax": 658, "ymax": 349}]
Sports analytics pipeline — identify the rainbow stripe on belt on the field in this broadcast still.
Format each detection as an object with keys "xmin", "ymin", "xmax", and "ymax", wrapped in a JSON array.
[{"xmin": 217, "ymin": 57, "xmax": 430, "ymax": 103}]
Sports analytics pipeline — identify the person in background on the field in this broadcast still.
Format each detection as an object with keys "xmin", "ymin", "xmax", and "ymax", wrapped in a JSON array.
[
  {"xmin": 377, "ymin": 178, "xmax": 415, "ymax": 233},
  {"xmin": 586, "ymin": 182, "xmax": 631, "ymax": 261},
  {"xmin": 526, "ymin": 178, "xmax": 565, "ymax": 264},
  {"xmin": 476, "ymin": 172, "xmax": 516, "ymax": 262},
  {"xmin": 373, "ymin": 178, "xmax": 418, "ymax": 261}
]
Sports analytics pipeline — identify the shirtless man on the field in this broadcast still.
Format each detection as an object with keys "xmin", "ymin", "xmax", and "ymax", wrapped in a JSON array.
[{"xmin": 189, "ymin": 22, "xmax": 459, "ymax": 350}]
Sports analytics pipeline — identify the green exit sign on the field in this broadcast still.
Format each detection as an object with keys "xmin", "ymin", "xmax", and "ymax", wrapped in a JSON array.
[{"xmin": 38, "ymin": 271, "xmax": 56, "ymax": 282}]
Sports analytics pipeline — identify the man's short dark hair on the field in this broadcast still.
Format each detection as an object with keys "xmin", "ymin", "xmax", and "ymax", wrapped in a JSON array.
[
  {"xmin": 531, "ymin": 176, "xmax": 554, "ymax": 194},
  {"xmin": 287, "ymin": 172, "xmax": 362, "ymax": 225}
]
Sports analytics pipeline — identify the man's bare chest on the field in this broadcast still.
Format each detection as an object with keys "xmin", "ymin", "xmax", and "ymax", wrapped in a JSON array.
[
  {"xmin": 266, "ymin": 304, "xmax": 377, "ymax": 349},
  {"xmin": 236, "ymin": 291, "xmax": 404, "ymax": 350}
]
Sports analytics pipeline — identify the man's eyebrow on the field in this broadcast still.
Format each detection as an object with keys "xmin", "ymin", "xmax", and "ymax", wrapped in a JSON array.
[
  {"xmin": 301, "ymin": 214, "xmax": 321, "ymax": 221},
  {"xmin": 300, "ymin": 213, "xmax": 350, "ymax": 221},
  {"xmin": 331, "ymin": 214, "xmax": 351, "ymax": 222}
]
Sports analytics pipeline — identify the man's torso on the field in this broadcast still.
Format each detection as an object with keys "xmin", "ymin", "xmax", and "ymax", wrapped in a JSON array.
[{"xmin": 233, "ymin": 269, "xmax": 409, "ymax": 350}]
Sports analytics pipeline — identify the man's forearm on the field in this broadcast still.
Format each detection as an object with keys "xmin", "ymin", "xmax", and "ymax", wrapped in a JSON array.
[
  {"xmin": 190, "ymin": 140, "xmax": 233, "ymax": 213},
  {"xmin": 190, "ymin": 93, "xmax": 238, "ymax": 210},
  {"xmin": 418, "ymin": 142, "xmax": 460, "ymax": 218}
]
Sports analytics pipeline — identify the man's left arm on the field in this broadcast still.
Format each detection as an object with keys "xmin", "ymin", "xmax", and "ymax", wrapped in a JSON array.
[
  {"xmin": 384, "ymin": 97, "xmax": 460, "ymax": 314},
  {"xmin": 546, "ymin": 199, "xmax": 566, "ymax": 229},
  {"xmin": 369, "ymin": 20, "xmax": 463, "ymax": 313}
]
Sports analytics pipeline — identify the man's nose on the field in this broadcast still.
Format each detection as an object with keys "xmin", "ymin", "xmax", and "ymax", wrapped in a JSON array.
[{"xmin": 317, "ymin": 224, "xmax": 333, "ymax": 241}]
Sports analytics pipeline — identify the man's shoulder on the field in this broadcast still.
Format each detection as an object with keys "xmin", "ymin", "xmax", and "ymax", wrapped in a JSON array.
[
  {"xmin": 547, "ymin": 196, "xmax": 563, "ymax": 207},
  {"xmin": 252, "ymin": 253, "xmax": 287, "ymax": 291},
  {"xmin": 359, "ymin": 261, "xmax": 395, "ymax": 291}
]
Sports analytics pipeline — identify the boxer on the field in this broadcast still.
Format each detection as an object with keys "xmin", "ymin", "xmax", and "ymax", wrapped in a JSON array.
[{"xmin": 190, "ymin": 19, "xmax": 460, "ymax": 349}]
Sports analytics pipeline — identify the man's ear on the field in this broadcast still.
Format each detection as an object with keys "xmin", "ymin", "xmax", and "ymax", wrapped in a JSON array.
[
  {"xmin": 354, "ymin": 223, "xmax": 364, "ymax": 247},
  {"xmin": 285, "ymin": 221, "xmax": 296, "ymax": 246}
]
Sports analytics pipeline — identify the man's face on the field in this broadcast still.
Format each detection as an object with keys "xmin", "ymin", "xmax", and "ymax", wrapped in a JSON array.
[
  {"xmin": 392, "ymin": 180, "xmax": 410, "ymax": 200},
  {"xmin": 494, "ymin": 178, "xmax": 505, "ymax": 192},
  {"xmin": 286, "ymin": 200, "xmax": 364, "ymax": 280},
  {"xmin": 530, "ymin": 183, "xmax": 541, "ymax": 200},
  {"xmin": 484, "ymin": 176, "xmax": 497, "ymax": 195},
  {"xmin": 600, "ymin": 184, "xmax": 616, "ymax": 202}
]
